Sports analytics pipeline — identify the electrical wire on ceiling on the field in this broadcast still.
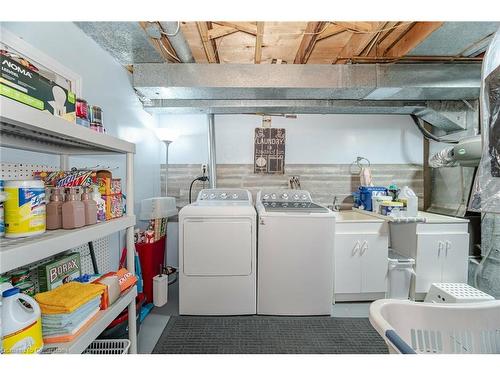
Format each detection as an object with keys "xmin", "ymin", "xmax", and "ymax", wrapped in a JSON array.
[
  {"xmin": 160, "ymin": 21, "xmax": 181, "ymax": 37},
  {"xmin": 411, "ymin": 115, "xmax": 459, "ymax": 144},
  {"xmin": 158, "ymin": 38, "xmax": 181, "ymax": 62}
]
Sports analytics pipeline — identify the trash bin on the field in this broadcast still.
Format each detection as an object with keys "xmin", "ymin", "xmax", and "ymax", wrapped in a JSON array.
[{"xmin": 387, "ymin": 250, "xmax": 415, "ymax": 300}]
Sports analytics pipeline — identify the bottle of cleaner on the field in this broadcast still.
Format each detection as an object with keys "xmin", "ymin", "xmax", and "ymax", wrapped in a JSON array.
[
  {"xmin": 46, "ymin": 188, "xmax": 64, "ymax": 230},
  {"xmin": 81, "ymin": 187, "xmax": 97, "ymax": 226},
  {"xmin": 398, "ymin": 186, "xmax": 418, "ymax": 217},
  {"xmin": 62, "ymin": 187, "xmax": 85, "ymax": 229},
  {"xmin": 1, "ymin": 287, "xmax": 43, "ymax": 354}
]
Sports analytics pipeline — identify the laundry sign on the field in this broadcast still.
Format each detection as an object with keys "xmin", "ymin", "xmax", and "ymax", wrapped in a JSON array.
[{"xmin": 254, "ymin": 128, "xmax": 286, "ymax": 174}]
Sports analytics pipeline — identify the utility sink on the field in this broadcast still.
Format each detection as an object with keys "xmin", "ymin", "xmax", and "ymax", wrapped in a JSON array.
[{"xmin": 334, "ymin": 210, "xmax": 384, "ymax": 222}]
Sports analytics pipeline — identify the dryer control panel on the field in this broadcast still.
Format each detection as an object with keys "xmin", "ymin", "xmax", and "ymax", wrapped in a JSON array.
[{"xmin": 197, "ymin": 189, "xmax": 252, "ymax": 202}]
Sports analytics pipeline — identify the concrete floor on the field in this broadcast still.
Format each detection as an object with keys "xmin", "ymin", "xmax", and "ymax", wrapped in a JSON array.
[{"xmin": 138, "ymin": 279, "xmax": 371, "ymax": 353}]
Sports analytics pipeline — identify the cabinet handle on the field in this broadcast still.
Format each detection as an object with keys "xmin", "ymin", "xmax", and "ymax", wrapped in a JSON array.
[
  {"xmin": 438, "ymin": 241, "xmax": 443, "ymax": 256},
  {"xmin": 360, "ymin": 240, "xmax": 368, "ymax": 255},
  {"xmin": 445, "ymin": 240, "xmax": 451, "ymax": 256},
  {"xmin": 353, "ymin": 241, "xmax": 360, "ymax": 256}
]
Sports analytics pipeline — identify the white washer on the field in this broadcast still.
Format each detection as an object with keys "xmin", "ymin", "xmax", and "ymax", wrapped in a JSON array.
[
  {"xmin": 257, "ymin": 190, "xmax": 335, "ymax": 315},
  {"xmin": 179, "ymin": 188, "xmax": 256, "ymax": 315}
]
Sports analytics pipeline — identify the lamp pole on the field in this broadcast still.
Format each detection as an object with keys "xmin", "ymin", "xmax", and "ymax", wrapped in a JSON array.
[{"xmin": 163, "ymin": 140, "xmax": 172, "ymax": 197}]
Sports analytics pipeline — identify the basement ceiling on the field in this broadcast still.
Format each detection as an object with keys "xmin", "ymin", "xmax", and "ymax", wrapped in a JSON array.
[{"xmin": 76, "ymin": 21, "xmax": 499, "ymax": 65}]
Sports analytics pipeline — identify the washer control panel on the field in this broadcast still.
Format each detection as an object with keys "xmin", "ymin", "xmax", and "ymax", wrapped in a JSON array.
[
  {"xmin": 197, "ymin": 189, "xmax": 251, "ymax": 202},
  {"xmin": 260, "ymin": 190, "xmax": 312, "ymax": 203}
]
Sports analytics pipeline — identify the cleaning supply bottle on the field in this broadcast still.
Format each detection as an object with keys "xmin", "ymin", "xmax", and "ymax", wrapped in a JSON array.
[
  {"xmin": 62, "ymin": 187, "xmax": 85, "ymax": 229},
  {"xmin": 1, "ymin": 287, "xmax": 43, "ymax": 354},
  {"xmin": 81, "ymin": 187, "xmax": 97, "ymax": 226},
  {"xmin": 399, "ymin": 186, "xmax": 418, "ymax": 217},
  {"xmin": 46, "ymin": 188, "xmax": 64, "ymax": 230},
  {"xmin": 90, "ymin": 186, "xmax": 106, "ymax": 222}
]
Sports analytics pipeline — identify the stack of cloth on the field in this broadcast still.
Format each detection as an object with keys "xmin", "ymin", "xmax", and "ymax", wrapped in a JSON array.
[{"xmin": 35, "ymin": 282, "xmax": 106, "ymax": 343}]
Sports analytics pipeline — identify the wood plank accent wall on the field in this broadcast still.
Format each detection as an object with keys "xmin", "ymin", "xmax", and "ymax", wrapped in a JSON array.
[{"xmin": 162, "ymin": 164, "xmax": 423, "ymax": 209}]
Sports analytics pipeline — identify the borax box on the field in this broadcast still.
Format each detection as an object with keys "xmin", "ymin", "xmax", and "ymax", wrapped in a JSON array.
[
  {"xmin": 38, "ymin": 253, "xmax": 82, "ymax": 292},
  {"xmin": 1, "ymin": 55, "xmax": 76, "ymax": 122}
]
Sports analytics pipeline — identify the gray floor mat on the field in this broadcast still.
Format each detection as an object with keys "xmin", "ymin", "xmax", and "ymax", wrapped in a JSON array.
[{"xmin": 152, "ymin": 315, "xmax": 388, "ymax": 354}]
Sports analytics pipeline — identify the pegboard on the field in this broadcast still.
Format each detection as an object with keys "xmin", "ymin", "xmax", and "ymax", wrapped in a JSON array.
[
  {"xmin": 1, "ymin": 162, "xmax": 114, "ymax": 290},
  {"xmin": 0, "ymin": 162, "xmax": 58, "ymax": 180}
]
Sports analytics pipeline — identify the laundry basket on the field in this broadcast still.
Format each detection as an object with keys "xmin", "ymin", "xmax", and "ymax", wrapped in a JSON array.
[
  {"xmin": 83, "ymin": 339, "xmax": 131, "ymax": 354},
  {"xmin": 369, "ymin": 299, "xmax": 500, "ymax": 354}
]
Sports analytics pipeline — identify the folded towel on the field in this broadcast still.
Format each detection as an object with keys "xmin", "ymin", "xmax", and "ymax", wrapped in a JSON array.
[
  {"xmin": 35, "ymin": 282, "xmax": 105, "ymax": 314},
  {"xmin": 41, "ymin": 297, "xmax": 101, "ymax": 328},
  {"xmin": 42, "ymin": 307, "xmax": 100, "ymax": 336},
  {"xmin": 43, "ymin": 309, "xmax": 100, "ymax": 343}
]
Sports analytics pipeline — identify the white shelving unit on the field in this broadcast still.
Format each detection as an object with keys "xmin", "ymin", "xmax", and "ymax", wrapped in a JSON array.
[{"xmin": 0, "ymin": 97, "xmax": 138, "ymax": 354}]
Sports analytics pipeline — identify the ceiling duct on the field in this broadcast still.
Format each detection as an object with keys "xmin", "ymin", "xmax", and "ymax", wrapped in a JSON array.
[
  {"xmin": 133, "ymin": 63, "xmax": 481, "ymax": 131},
  {"xmin": 159, "ymin": 22, "xmax": 195, "ymax": 63}
]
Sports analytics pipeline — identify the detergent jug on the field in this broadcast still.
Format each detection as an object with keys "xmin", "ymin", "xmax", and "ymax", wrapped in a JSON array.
[{"xmin": 1, "ymin": 287, "xmax": 43, "ymax": 354}]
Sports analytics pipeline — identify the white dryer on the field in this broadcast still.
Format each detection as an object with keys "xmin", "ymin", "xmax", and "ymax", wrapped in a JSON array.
[
  {"xmin": 257, "ymin": 190, "xmax": 335, "ymax": 316},
  {"xmin": 179, "ymin": 189, "xmax": 256, "ymax": 315}
]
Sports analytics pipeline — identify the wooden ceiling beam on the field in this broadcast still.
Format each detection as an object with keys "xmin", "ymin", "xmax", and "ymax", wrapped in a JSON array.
[
  {"xmin": 316, "ymin": 24, "xmax": 346, "ymax": 41},
  {"xmin": 196, "ymin": 22, "xmax": 218, "ymax": 63},
  {"xmin": 207, "ymin": 25, "xmax": 239, "ymax": 40},
  {"xmin": 294, "ymin": 21, "xmax": 327, "ymax": 64},
  {"xmin": 384, "ymin": 22, "xmax": 443, "ymax": 57},
  {"xmin": 254, "ymin": 22, "xmax": 264, "ymax": 64},
  {"xmin": 332, "ymin": 22, "xmax": 376, "ymax": 33},
  {"xmin": 333, "ymin": 21, "xmax": 385, "ymax": 64},
  {"xmin": 213, "ymin": 21, "xmax": 257, "ymax": 36}
]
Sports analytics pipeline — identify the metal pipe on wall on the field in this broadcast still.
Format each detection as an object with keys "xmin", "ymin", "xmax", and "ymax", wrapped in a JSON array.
[{"xmin": 207, "ymin": 114, "xmax": 217, "ymax": 188}]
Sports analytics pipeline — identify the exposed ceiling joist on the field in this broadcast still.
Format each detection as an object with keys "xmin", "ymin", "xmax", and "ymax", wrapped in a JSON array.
[
  {"xmin": 332, "ymin": 22, "xmax": 375, "ymax": 32},
  {"xmin": 316, "ymin": 24, "xmax": 346, "ymax": 41},
  {"xmin": 196, "ymin": 22, "xmax": 218, "ymax": 63},
  {"xmin": 384, "ymin": 22, "xmax": 444, "ymax": 57},
  {"xmin": 376, "ymin": 22, "xmax": 414, "ymax": 55},
  {"xmin": 334, "ymin": 22, "xmax": 385, "ymax": 64},
  {"xmin": 294, "ymin": 21, "xmax": 327, "ymax": 64},
  {"xmin": 255, "ymin": 22, "xmax": 264, "ymax": 64},
  {"xmin": 207, "ymin": 25, "xmax": 239, "ymax": 40},
  {"xmin": 138, "ymin": 21, "xmax": 180, "ymax": 63},
  {"xmin": 213, "ymin": 21, "xmax": 257, "ymax": 36}
]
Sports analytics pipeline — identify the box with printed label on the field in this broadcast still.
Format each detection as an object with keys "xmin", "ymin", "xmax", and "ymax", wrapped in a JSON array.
[
  {"xmin": 38, "ymin": 253, "xmax": 81, "ymax": 292},
  {"xmin": 1, "ymin": 55, "xmax": 76, "ymax": 122}
]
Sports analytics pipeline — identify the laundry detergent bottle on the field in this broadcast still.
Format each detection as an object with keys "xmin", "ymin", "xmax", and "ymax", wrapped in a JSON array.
[{"xmin": 1, "ymin": 287, "xmax": 43, "ymax": 354}]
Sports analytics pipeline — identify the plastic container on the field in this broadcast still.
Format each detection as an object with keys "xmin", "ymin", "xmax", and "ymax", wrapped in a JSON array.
[
  {"xmin": 4, "ymin": 180, "xmax": 46, "ymax": 238},
  {"xmin": 1, "ymin": 287, "xmax": 43, "ymax": 354},
  {"xmin": 369, "ymin": 299, "xmax": 500, "ymax": 354},
  {"xmin": 83, "ymin": 339, "xmax": 131, "ymax": 354},
  {"xmin": 387, "ymin": 250, "xmax": 415, "ymax": 300},
  {"xmin": 136, "ymin": 236, "xmax": 166, "ymax": 303},
  {"xmin": 356, "ymin": 186, "xmax": 388, "ymax": 211},
  {"xmin": 46, "ymin": 187, "xmax": 64, "ymax": 230},
  {"xmin": 398, "ymin": 186, "xmax": 418, "ymax": 217},
  {"xmin": 0, "ymin": 179, "xmax": 5, "ymax": 237},
  {"xmin": 380, "ymin": 201, "xmax": 404, "ymax": 216}
]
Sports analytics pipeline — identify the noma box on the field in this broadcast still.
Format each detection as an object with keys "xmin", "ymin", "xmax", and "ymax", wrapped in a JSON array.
[{"xmin": 1, "ymin": 55, "xmax": 76, "ymax": 122}]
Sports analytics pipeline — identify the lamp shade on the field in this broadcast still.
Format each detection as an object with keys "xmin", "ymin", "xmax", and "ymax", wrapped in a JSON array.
[{"xmin": 139, "ymin": 197, "xmax": 178, "ymax": 220}]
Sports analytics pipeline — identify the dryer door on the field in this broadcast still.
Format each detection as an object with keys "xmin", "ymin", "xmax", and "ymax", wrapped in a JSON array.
[{"xmin": 183, "ymin": 218, "xmax": 253, "ymax": 276}]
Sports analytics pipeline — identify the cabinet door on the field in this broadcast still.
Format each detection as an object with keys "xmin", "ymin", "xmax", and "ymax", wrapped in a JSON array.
[
  {"xmin": 442, "ymin": 233, "xmax": 469, "ymax": 283},
  {"xmin": 334, "ymin": 234, "xmax": 362, "ymax": 294},
  {"xmin": 415, "ymin": 234, "xmax": 444, "ymax": 293},
  {"xmin": 360, "ymin": 234, "xmax": 389, "ymax": 293}
]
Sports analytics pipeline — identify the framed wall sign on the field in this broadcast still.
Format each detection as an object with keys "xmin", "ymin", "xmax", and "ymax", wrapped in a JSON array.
[{"xmin": 254, "ymin": 127, "xmax": 286, "ymax": 174}]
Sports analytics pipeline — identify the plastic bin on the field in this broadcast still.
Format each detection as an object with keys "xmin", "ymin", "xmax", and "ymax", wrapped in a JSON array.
[
  {"xmin": 83, "ymin": 339, "xmax": 131, "ymax": 354},
  {"xmin": 136, "ymin": 236, "xmax": 166, "ymax": 303},
  {"xmin": 387, "ymin": 250, "xmax": 415, "ymax": 300}
]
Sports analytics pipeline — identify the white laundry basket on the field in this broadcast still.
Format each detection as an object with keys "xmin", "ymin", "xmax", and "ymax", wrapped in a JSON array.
[{"xmin": 369, "ymin": 299, "xmax": 500, "ymax": 354}]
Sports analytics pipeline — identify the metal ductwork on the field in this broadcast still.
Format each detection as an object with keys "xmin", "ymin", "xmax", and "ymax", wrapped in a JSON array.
[
  {"xmin": 133, "ymin": 63, "xmax": 481, "ymax": 131},
  {"xmin": 159, "ymin": 22, "xmax": 195, "ymax": 63}
]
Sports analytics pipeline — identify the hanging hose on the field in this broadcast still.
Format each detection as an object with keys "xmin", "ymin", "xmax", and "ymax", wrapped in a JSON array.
[
  {"xmin": 188, "ymin": 176, "xmax": 209, "ymax": 204},
  {"xmin": 411, "ymin": 115, "xmax": 459, "ymax": 144}
]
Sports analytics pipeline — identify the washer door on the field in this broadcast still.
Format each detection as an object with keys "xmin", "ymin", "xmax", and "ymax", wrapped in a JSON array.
[{"xmin": 183, "ymin": 218, "xmax": 253, "ymax": 276}]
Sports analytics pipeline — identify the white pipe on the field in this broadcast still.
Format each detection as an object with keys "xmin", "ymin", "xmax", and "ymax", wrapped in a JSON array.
[
  {"xmin": 163, "ymin": 140, "xmax": 172, "ymax": 196},
  {"xmin": 126, "ymin": 152, "xmax": 137, "ymax": 354},
  {"xmin": 207, "ymin": 114, "xmax": 217, "ymax": 188}
]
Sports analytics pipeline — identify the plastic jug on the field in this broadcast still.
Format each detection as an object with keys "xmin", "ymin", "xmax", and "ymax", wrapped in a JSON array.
[
  {"xmin": 398, "ymin": 186, "xmax": 418, "ymax": 217},
  {"xmin": 1, "ymin": 287, "xmax": 43, "ymax": 354}
]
